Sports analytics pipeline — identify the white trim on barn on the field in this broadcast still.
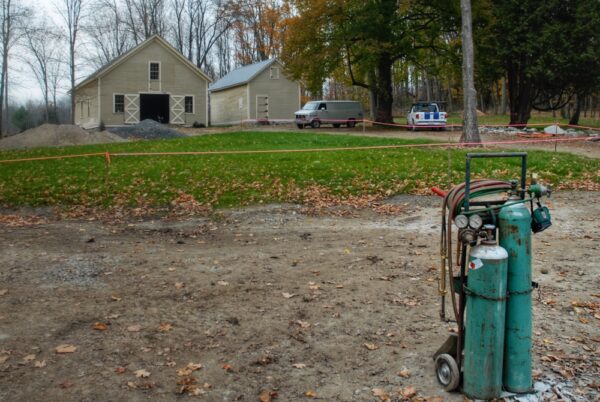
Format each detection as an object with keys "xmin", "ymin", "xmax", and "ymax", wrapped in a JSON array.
[{"xmin": 125, "ymin": 94, "xmax": 140, "ymax": 124}]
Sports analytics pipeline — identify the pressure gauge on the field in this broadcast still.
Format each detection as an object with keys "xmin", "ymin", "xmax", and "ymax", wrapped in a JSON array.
[
  {"xmin": 454, "ymin": 214, "xmax": 469, "ymax": 229},
  {"xmin": 469, "ymin": 214, "xmax": 483, "ymax": 229}
]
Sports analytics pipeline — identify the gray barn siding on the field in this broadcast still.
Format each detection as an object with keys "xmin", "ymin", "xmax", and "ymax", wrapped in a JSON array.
[{"xmin": 248, "ymin": 61, "xmax": 300, "ymax": 121}]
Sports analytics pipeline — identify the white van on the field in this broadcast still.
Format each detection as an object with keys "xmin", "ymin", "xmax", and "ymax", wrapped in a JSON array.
[{"xmin": 294, "ymin": 100, "xmax": 364, "ymax": 129}]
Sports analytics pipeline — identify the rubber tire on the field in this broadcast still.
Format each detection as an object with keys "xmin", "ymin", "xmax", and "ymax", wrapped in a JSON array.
[
  {"xmin": 347, "ymin": 120, "xmax": 356, "ymax": 128},
  {"xmin": 410, "ymin": 120, "xmax": 416, "ymax": 131},
  {"xmin": 333, "ymin": 123, "xmax": 341, "ymax": 128},
  {"xmin": 435, "ymin": 354, "xmax": 460, "ymax": 391},
  {"xmin": 311, "ymin": 120, "xmax": 321, "ymax": 129},
  {"xmin": 297, "ymin": 124, "xmax": 304, "ymax": 129}
]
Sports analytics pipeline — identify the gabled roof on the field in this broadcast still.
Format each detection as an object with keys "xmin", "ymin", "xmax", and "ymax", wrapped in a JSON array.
[
  {"xmin": 210, "ymin": 59, "xmax": 278, "ymax": 92},
  {"xmin": 74, "ymin": 35, "xmax": 211, "ymax": 91}
]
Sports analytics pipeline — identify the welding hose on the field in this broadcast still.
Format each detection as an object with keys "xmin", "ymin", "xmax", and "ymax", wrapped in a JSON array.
[{"xmin": 439, "ymin": 179, "xmax": 512, "ymax": 322}]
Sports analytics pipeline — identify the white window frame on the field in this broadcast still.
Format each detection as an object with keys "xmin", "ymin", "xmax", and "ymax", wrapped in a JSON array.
[
  {"xmin": 113, "ymin": 93, "xmax": 125, "ymax": 113},
  {"xmin": 149, "ymin": 61, "xmax": 161, "ymax": 81},
  {"xmin": 270, "ymin": 66, "xmax": 280, "ymax": 79},
  {"xmin": 184, "ymin": 95, "xmax": 195, "ymax": 114}
]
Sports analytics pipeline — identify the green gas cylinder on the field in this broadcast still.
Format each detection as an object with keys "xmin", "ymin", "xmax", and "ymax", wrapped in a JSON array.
[
  {"xmin": 499, "ymin": 195, "xmax": 533, "ymax": 393},
  {"xmin": 463, "ymin": 226, "xmax": 508, "ymax": 400}
]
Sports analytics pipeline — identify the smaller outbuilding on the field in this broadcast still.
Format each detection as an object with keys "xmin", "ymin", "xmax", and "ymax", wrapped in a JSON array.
[{"xmin": 210, "ymin": 59, "xmax": 301, "ymax": 125}]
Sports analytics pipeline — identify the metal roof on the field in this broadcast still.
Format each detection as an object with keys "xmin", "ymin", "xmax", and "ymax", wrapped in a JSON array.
[{"xmin": 210, "ymin": 59, "xmax": 276, "ymax": 92}]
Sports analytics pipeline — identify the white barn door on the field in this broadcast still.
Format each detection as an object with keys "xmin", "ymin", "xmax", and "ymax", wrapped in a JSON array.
[
  {"xmin": 125, "ymin": 94, "xmax": 139, "ymax": 124},
  {"xmin": 171, "ymin": 95, "xmax": 185, "ymax": 124},
  {"xmin": 256, "ymin": 95, "xmax": 269, "ymax": 120}
]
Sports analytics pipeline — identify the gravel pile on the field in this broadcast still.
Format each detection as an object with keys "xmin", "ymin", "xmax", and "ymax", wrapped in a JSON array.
[
  {"xmin": 0, "ymin": 124, "xmax": 127, "ymax": 150},
  {"xmin": 108, "ymin": 119, "xmax": 187, "ymax": 140}
]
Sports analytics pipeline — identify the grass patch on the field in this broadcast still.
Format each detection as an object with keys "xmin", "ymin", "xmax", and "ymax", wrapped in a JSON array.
[{"xmin": 0, "ymin": 131, "xmax": 598, "ymax": 209}]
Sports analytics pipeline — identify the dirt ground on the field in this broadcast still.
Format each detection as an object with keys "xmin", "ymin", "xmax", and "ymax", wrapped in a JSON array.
[{"xmin": 0, "ymin": 191, "xmax": 598, "ymax": 402}]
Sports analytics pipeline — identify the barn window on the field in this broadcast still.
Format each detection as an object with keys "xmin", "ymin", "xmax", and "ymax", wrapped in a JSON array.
[
  {"xmin": 149, "ymin": 62, "xmax": 160, "ymax": 80},
  {"xmin": 184, "ymin": 96, "xmax": 194, "ymax": 113},
  {"xmin": 270, "ymin": 66, "xmax": 279, "ymax": 79},
  {"xmin": 114, "ymin": 94, "xmax": 124, "ymax": 113}
]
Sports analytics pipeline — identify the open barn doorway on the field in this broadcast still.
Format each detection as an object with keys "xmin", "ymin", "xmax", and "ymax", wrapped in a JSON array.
[{"xmin": 140, "ymin": 94, "xmax": 170, "ymax": 123}]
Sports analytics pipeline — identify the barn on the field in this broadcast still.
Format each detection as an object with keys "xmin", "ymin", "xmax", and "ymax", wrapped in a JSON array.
[
  {"xmin": 210, "ymin": 59, "xmax": 301, "ymax": 125},
  {"xmin": 73, "ymin": 35, "xmax": 211, "ymax": 128}
]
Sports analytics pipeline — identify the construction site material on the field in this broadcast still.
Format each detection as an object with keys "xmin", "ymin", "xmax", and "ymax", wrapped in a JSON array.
[
  {"xmin": 0, "ymin": 124, "xmax": 127, "ymax": 150},
  {"xmin": 108, "ymin": 119, "xmax": 187, "ymax": 140}
]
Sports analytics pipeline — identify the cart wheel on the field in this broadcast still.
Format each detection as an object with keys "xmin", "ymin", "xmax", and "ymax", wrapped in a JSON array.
[{"xmin": 435, "ymin": 353, "xmax": 460, "ymax": 391}]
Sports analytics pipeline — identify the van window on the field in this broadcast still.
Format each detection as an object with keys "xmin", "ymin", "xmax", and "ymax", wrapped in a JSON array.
[
  {"xmin": 318, "ymin": 103, "xmax": 327, "ymax": 110},
  {"xmin": 302, "ymin": 102, "xmax": 319, "ymax": 110}
]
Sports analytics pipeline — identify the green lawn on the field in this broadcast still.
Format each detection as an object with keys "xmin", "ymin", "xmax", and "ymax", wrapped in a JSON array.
[
  {"xmin": 0, "ymin": 131, "xmax": 598, "ymax": 209},
  {"xmin": 445, "ymin": 113, "xmax": 600, "ymax": 128}
]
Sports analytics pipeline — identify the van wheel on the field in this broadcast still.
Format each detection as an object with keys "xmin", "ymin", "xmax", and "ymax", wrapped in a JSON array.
[
  {"xmin": 347, "ymin": 120, "xmax": 356, "ymax": 128},
  {"xmin": 311, "ymin": 120, "xmax": 321, "ymax": 129},
  {"xmin": 333, "ymin": 123, "xmax": 341, "ymax": 128},
  {"xmin": 297, "ymin": 124, "xmax": 304, "ymax": 129}
]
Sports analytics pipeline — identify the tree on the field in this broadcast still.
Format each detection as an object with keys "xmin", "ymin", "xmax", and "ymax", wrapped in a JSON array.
[
  {"xmin": 493, "ymin": 0, "xmax": 600, "ymax": 125},
  {"xmin": 85, "ymin": 0, "xmax": 131, "ymax": 68},
  {"xmin": 23, "ymin": 19, "xmax": 63, "ymax": 123},
  {"xmin": 459, "ymin": 0, "xmax": 479, "ymax": 142},
  {"xmin": 56, "ymin": 0, "xmax": 85, "ymax": 124},
  {"xmin": 0, "ymin": 0, "xmax": 27, "ymax": 137},
  {"xmin": 123, "ymin": 0, "xmax": 166, "ymax": 44},
  {"xmin": 283, "ymin": 0, "xmax": 450, "ymax": 123}
]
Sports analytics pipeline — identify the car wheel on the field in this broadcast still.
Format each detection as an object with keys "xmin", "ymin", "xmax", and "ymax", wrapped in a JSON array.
[
  {"xmin": 347, "ymin": 120, "xmax": 356, "ymax": 128},
  {"xmin": 297, "ymin": 124, "xmax": 304, "ymax": 129},
  {"xmin": 311, "ymin": 120, "xmax": 321, "ymax": 129},
  {"xmin": 333, "ymin": 123, "xmax": 341, "ymax": 128}
]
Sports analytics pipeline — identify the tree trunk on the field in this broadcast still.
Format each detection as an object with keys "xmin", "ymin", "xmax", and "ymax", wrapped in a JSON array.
[
  {"xmin": 459, "ymin": 0, "xmax": 480, "ymax": 143},
  {"xmin": 569, "ymin": 94, "xmax": 581, "ymax": 125},
  {"xmin": 507, "ymin": 58, "xmax": 532, "ymax": 126},
  {"xmin": 370, "ymin": 54, "xmax": 394, "ymax": 123},
  {"xmin": 500, "ymin": 77, "xmax": 507, "ymax": 115}
]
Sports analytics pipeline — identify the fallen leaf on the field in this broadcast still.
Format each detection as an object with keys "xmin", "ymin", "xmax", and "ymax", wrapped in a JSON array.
[
  {"xmin": 0, "ymin": 289, "xmax": 7, "ymax": 296},
  {"xmin": 282, "ymin": 292, "xmax": 296, "ymax": 299},
  {"xmin": 292, "ymin": 363, "xmax": 307, "ymax": 369},
  {"xmin": 127, "ymin": 381, "xmax": 137, "ymax": 389},
  {"xmin": 186, "ymin": 362, "xmax": 202, "ymax": 371},
  {"xmin": 175, "ymin": 282, "xmax": 184, "ymax": 289},
  {"xmin": 222, "ymin": 364, "xmax": 234, "ymax": 372},
  {"xmin": 55, "ymin": 344, "xmax": 77, "ymax": 354},
  {"xmin": 308, "ymin": 283, "xmax": 320, "ymax": 290},
  {"xmin": 217, "ymin": 280, "xmax": 229, "ymax": 286},
  {"xmin": 259, "ymin": 389, "xmax": 278, "ymax": 402},
  {"xmin": 115, "ymin": 367, "xmax": 126, "ymax": 374},
  {"xmin": 93, "ymin": 322, "xmax": 109, "ymax": 331},
  {"xmin": 372, "ymin": 388, "xmax": 390, "ymax": 401},
  {"xmin": 168, "ymin": 267, "xmax": 177, "ymax": 272},
  {"xmin": 335, "ymin": 284, "xmax": 344, "ymax": 289},
  {"xmin": 0, "ymin": 356, "xmax": 8, "ymax": 364},
  {"xmin": 22, "ymin": 354, "xmax": 36, "ymax": 363},
  {"xmin": 364, "ymin": 343, "xmax": 379, "ymax": 351},
  {"xmin": 58, "ymin": 380, "xmax": 73, "ymax": 389},
  {"xmin": 398, "ymin": 368, "xmax": 411, "ymax": 378},
  {"xmin": 134, "ymin": 369, "xmax": 150, "ymax": 378},
  {"xmin": 400, "ymin": 386, "xmax": 417, "ymax": 398},
  {"xmin": 296, "ymin": 320, "xmax": 311, "ymax": 329},
  {"xmin": 127, "ymin": 324, "xmax": 142, "ymax": 332},
  {"xmin": 305, "ymin": 390, "xmax": 317, "ymax": 398},
  {"xmin": 111, "ymin": 295, "xmax": 121, "ymax": 301},
  {"xmin": 33, "ymin": 360, "xmax": 46, "ymax": 368},
  {"xmin": 158, "ymin": 323, "xmax": 172, "ymax": 332}
]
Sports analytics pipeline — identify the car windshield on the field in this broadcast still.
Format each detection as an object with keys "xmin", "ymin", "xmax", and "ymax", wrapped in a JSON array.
[{"xmin": 302, "ymin": 102, "xmax": 319, "ymax": 111}]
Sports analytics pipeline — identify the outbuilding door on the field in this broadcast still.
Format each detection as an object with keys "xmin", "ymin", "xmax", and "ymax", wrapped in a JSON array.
[
  {"xmin": 124, "ymin": 94, "xmax": 139, "ymax": 124},
  {"xmin": 256, "ymin": 95, "xmax": 269, "ymax": 120},
  {"xmin": 171, "ymin": 95, "xmax": 185, "ymax": 125}
]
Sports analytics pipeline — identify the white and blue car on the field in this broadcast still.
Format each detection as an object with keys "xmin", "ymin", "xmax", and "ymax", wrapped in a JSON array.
[{"xmin": 407, "ymin": 102, "xmax": 447, "ymax": 131}]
